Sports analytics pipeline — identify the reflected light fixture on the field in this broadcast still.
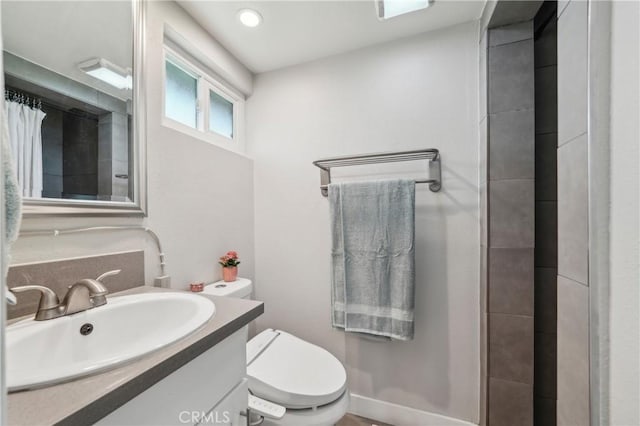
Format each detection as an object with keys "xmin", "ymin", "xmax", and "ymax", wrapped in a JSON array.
[
  {"xmin": 78, "ymin": 58, "xmax": 132, "ymax": 90},
  {"xmin": 376, "ymin": 0, "xmax": 433, "ymax": 20},
  {"xmin": 237, "ymin": 9, "xmax": 263, "ymax": 27}
]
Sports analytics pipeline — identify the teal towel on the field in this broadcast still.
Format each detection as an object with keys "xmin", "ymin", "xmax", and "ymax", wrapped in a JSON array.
[{"xmin": 329, "ymin": 179, "xmax": 416, "ymax": 341}]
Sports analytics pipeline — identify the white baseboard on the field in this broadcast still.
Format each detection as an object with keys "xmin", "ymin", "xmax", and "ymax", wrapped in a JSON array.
[{"xmin": 348, "ymin": 394, "xmax": 477, "ymax": 426}]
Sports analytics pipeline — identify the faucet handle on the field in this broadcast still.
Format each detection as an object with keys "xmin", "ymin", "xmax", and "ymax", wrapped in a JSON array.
[
  {"xmin": 10, "ymin": 285, "xmax": 60, "ymax": 310},
  {"xmin": 96, "ymin": 269, "xmax": 121, "ymax": 282},
  {"xmin": 5, "ymin": 288, "xmax": 17, "ymax": 305}
]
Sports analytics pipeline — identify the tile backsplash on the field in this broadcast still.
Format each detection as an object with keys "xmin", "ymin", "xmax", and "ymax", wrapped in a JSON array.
[{"xmin": 7, "ymin": 250, "xmax": 144, "ymax": 319}]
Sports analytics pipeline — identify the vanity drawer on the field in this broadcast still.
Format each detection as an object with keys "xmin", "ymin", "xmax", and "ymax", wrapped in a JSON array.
[{"xmin": 97, "ymin": 326, "xmax": 247, "ymax": 426}]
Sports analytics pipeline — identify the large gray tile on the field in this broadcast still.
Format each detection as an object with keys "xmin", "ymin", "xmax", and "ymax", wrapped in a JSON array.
[
  {"xmin": 7, "ymin": 251, "xmax": 145, "ymax": 319},
  {"xmin": 489, "ymin": 1, "xmax": 544, "ymax": 28},
  {"xmin": 534, "ymin": 397, "xmax": 557, "ymax": 426},
  {"xmin": 480, "ymin": 33, "xmax": 488, "ymax": 121},
  {"xmin": 535, "ymin": 267, "xmax": 557, "ymax": 333},
  {"xmin": 489, "ymin": 39, "xmax": 535, "ymax": 114},
  {"xmin": 535, "ymin": 133, "xmax": 557, "ymax": 201},
  {"xmin": 489, "ymin": 248, "xmax": 534, "ymax": 316},
  {"xmin": 489, "ymin": 21, "xmax": 533, "ymax": 47},
  {"xmin": 535, "ymin": 332, "xmax": 557, "ymax": 399},
  {"xmin": 481, "ymin": 245, "xmax": 488, "ymax": 314},
  {"xmin": 489, "ymin": 179, "xmax": 535, "ymax": 248},
  {"xmin": 558, "ymin": 0, "xmax": 588, "ymax": 144},
  {"xmin": 489, "ymin": 378, "xmax": 533, "ymax": 426},
  {"xmin": 63, "ymin": 173, "xmax": 98, "ymax": 196},
  {"xmin": 558, "ymin": 135, "xmax": 588, "ymax": 284},
  {"xmin": 42, "ymin": 173, "xmax": 63, "ymax": 198},
  {"xmin": 489, "ymin": 313, "xmax": 534, "ymax": 384},
  {"xmin": 43, "ymin": 142, "xmax": 63, "ymax": 176},
  {"xmin": 489, "ymin": 109, "xmax": 535, "ymax": 180},
  {"xmin": 535, "ymin": 65, "xmax": 557, "ymax": 134},
  {"xmin": 535, "ymin": 201, "xmax": 557, "ymax": 268},
  {"xmin": 535, "ymin": 18, "xmax": 557, "ymax": 68},
  {"xmin": 557, "ymin": 276, "xmax": 590, "ymax": 426},
  {"xmin": 480, "ymin": 116, "xmax": 488, "ymax": 184},
  {"xmin": 481, "ymin": 182, "xmax": 488, "ymax": 246}
]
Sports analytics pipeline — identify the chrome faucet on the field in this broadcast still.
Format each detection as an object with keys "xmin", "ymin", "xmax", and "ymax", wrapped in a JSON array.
[{"xmin": 10, "ymin": 269, "xmax": 121, "ymax": 321}]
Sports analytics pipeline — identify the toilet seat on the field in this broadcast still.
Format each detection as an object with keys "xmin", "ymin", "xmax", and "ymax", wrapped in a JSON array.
[{"xmin": 246, "ymin": 329, "xmax": 347, "ymax": 409}]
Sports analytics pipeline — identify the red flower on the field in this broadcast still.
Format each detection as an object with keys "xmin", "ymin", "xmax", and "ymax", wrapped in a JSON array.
[{"xmin": 218, "ymin": 251, "xmax": 240, "ymax": 267}]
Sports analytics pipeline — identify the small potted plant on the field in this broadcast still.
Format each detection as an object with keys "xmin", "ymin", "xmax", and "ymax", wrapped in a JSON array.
[{"xmin": 219, "ymin": 251, "xmax": 240, "ymax": 282}]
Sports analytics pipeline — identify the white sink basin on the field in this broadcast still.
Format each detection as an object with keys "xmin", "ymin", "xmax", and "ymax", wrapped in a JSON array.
[{"xmin": 6, "ymin": 292, "xmax": 215, "ymax": 391}]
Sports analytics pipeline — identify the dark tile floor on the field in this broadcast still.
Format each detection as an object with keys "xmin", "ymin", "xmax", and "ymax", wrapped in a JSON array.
[{"xmin": 337, "ymin": 413, "xmax": 394, "ymax": 426}]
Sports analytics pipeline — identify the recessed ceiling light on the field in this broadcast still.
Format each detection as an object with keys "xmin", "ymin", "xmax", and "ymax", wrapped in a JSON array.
[{"xmin": 237, "ymin": 9, "xmax": 263, "ymax": 28}]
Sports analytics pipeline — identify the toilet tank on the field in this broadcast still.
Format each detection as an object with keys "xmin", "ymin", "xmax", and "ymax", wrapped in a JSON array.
[{"xmin": 202, "ymin": 277, "xmax": 253, "ymax": 299}]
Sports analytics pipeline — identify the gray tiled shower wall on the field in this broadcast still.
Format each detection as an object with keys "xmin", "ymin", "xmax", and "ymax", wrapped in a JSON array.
[
  {"xmin": 484, "ymin": 21, "xmax": 536, "ymax": 426},
  {"xmin": 534, "ymin": 2, "xmax": 558, "ymax": 424}
]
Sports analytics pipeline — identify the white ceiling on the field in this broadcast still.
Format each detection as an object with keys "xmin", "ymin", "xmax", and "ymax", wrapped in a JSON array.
[
  {"xmin": 177, "ymin": 0, "xmax": 486, "ymax": 74},
  {"xmin": 2, "ymin": 1, "xmax": 132, "ymax": 100}
]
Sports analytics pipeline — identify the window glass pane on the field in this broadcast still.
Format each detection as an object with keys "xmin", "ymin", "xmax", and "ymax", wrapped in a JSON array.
[
  {"xmin": 209, "ymin": 90, "xmax": 234, "ymax": 139},
  {"xmin": 165, "ymin": 60, "xmax": 197, "ymax": 128}
]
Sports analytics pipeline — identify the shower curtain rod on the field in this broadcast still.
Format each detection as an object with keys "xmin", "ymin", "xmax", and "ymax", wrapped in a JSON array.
[
  {"xmin": 312, "ymin": 148, "xmax": 442, "ymax": 196},
  {"xmin": 4, "ymin": 88, "xmax": 42, "ymax": 110}
]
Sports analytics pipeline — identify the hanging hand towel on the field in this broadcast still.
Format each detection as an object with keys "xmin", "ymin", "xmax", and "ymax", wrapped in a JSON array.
[
  {"xmin": 2, "ymin": 99, "xmax": 23, "ymax": 277},
  {"xmin": 329, "ymin": 179, "xmax": 415, "ymax": 341}
]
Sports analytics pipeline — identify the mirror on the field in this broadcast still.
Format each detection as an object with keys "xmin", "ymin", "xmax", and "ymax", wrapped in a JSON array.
[{"xmin": 1, "ymin": 0, "xmax": 146, "ymax": 215}]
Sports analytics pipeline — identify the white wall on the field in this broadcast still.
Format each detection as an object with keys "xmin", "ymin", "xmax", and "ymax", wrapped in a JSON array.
[
  {"xmin": 9, "ymin": 1, "xmax": 255, "ymax": 290},
  {"xmin": 609, "ymin": 1, "xmax": 640, "ymax": 424},
  {"xmin": 247, "ymin": 22, "xmax": 480, "ymax": 423}
]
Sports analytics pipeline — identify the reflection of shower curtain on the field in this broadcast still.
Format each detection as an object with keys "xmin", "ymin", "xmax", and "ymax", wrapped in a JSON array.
[{"xmin": 4, "ymin": 101, "xmax": 45, "ymax": 198}]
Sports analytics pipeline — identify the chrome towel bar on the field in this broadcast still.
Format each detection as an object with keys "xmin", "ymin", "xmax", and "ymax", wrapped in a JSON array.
[{"xmin": 312, "ymin": 148, "xmax": 441, "ymax": 197}]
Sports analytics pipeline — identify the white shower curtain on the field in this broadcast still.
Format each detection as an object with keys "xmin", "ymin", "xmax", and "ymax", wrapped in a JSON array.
[{"xmin": 4, "ymin": 100, "xmax": 45, "ymax": 198}]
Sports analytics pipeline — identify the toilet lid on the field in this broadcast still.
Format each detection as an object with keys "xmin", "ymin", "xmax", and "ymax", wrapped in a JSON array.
[{"xmin": 246, "ymin": 329, "xmax": 347, "ymax": 409}]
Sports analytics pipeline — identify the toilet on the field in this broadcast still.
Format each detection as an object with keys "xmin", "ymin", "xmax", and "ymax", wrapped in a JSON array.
[{"xmin": 202, "ymin": 278, "xmax": 350, "ymax": 426}]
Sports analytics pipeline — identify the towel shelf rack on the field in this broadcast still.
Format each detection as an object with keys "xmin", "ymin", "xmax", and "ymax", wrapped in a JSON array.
[{"xmin": 312, "ymin": 148, "xmax": 441, "ymax": 197}]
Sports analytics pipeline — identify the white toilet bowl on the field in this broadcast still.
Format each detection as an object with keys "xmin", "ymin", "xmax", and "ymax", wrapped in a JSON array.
[{"xmin": 202, "ymin": 279, "xmax": 349, "ymax": 426}]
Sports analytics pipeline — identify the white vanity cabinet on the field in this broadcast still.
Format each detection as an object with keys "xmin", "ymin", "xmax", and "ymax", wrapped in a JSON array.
[{"xmin": 97, "ymin": 327, "xmax": 248, "ymax": 426}]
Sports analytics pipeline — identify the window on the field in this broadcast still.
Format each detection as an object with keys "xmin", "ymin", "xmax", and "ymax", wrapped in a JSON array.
[
  {"xmin": 162, "ymin": 47, "xmax": 245, "ymax": 152},
  {"xmin": 165, "ymin": 60, "xmax": 198, "ymax": 128},
  {"xmin": 209, "ymin": 90, "xmax": 233, "ymax": 139}
]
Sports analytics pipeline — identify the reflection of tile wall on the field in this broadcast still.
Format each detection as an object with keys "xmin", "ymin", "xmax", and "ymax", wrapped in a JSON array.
[
  {"xmin": 41, "ymin": 107, "xmax": 64, "ymax": 198},
  {"xmin": 63, "ymin": 112, "xmax": 99, "ymax": 197},
  {"xmin": 7, "ymin": 251, "xmax": 144, "ymax": 320},
  {"xmin": 97, "ymin": 111, "xmax": 130, "ymax": 200},
  {"xmin": 486, "ymin": 21, "xmax": 535, "ymax": 426}
]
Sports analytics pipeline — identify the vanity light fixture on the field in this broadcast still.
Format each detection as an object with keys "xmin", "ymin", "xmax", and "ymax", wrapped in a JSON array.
[
  {"xmin": 237, "ymin": 8, "xmax": 263, "ymax": 28},
  {"xmin": 78, "ymin": 58, "xmax": 132, "ymax": 90},
  {"xmin": 376, "ymin": 0, "xmax": 433, "ymax": 20}
]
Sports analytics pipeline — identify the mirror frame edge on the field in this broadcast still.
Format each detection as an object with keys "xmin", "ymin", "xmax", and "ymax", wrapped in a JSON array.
[{"xmin": 20, "ymin": 0, "xmax": 148, "ymax": 217}]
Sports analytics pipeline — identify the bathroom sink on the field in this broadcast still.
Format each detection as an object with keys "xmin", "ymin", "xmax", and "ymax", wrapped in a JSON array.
[{"xmin": 6, "ymin": 292, "xmax": 215, "ymax": 391}]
